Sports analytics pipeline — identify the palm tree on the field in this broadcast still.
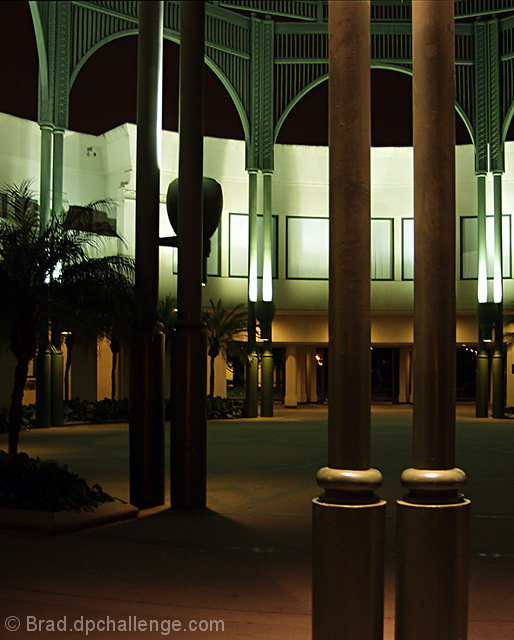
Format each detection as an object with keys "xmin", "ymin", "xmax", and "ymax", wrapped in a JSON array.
[
  {"xmin": 0, "ymin": 182, "xmax": 134, "ymax": 461},
  {"xmin": 158, "ymin": 294, "xmax": 177, "ymax": 348},
  {"xmin": 203, "ymin": 299, "xmax": 247, "ymax": 398}
]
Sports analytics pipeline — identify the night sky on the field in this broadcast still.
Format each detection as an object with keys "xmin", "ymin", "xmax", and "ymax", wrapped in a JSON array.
[{"xmin": 0, "ymin": 1, "xmax": 498, "ymax": 146}]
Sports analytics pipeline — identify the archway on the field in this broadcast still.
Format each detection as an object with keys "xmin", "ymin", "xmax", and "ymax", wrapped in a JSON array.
[{"xmin": 275, "ymin": 68, "xmax": 473, "ymax": 147}]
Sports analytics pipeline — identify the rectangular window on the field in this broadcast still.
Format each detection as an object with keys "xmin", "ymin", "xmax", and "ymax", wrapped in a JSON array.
[
  {"xmin": 229, "ymin": 213, "xmax": 278, "ymax": 278},
  {"xmin": 402, "ymin": 218, "xmax": 414, "ymax": 280},
  {"xmin": 286, "ymin": 216, "xmax": 329, "ymax": 279},
  {"xmin": 461, "ymin": 215, "xmax": 511, "ymax": 279},
  {"xmin": 371, "ymin": 218, "xmax": 394, "ymax": 280}
]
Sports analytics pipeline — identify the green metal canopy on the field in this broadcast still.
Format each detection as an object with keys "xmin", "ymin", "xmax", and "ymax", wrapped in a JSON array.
[{"xmin": 30, "ymin": 0, "xmax": 514, "ymax": 173}]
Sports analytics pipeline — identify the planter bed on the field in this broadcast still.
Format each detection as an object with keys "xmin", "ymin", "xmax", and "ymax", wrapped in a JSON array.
[{"xmin": 0, "ymin": 500, "xmax": 138, "ymax": 533}]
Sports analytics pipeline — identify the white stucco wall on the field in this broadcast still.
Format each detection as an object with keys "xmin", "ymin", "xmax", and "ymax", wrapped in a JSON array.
[{"xmin": 1, "ymin": 111, "xmax": 513, "ymax": 319}]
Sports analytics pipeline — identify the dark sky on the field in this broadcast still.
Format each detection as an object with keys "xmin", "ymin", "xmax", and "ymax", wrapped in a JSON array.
[{"xmin": 0, "ymin": 1, "xmax": 489, "ymax": 146}]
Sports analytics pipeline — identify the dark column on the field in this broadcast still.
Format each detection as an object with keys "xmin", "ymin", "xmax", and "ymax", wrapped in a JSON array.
[
  {"xmin": 129, "ymin": 0, "xmax": 165, "ymax": 509},
  {"xmin": 396, "ymin": 3, "xmax": 470, "ymax": 639},
  {"xmin": 312, "ymin": 3, "xmax": 385, "ymax": 640},
  {"xmin": 170, "ymin": 0, "xmax": 207, "ymax": 510}
]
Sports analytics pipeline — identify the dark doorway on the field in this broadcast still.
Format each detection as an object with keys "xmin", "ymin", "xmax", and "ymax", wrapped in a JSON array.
[
  {"xmin": 456, "ymin": 346, "xmax": 476, "ymax": 399},
  {"xmin": 371, "ymin": 348, "xmax": 399, "ymax": 402}
]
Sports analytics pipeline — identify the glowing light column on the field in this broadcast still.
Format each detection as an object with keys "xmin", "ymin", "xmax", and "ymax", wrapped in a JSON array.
[
  {"xmin": 35, "ymin": 123, "xmax": 53, "ymax": 429},
  {"xmin": 260, "ymin": 171, "xmax": 274, "ymax": 417},
  {"xmin": 396, "ymin": 3, "xmax": 470, "ymax": 638},
  {"xmin": 246, "ymin": 170, "xmax": 259, "ymax": 418},
  {"xmin": 475, "ymin": 174, "xmax": 489, "ymax": 417},
  {"xmin": 492, "ymin": 172, "xmax": 505, "ymax": 418}
]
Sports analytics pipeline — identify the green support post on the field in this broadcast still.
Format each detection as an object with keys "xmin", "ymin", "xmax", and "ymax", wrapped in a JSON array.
[
  {"xmin": 260, "ymin": 172, "xmax": 274, "ymax": 417},
  {"xmin": 492, "ymin": 173, "xmax": 504, "ymax": 418},
  {"xmin": 476, "ymin": 174, "xmax": 489, "ymax": 417},
  {"xmin": 51, "ymin": 128, "xmax": 65, "ymax": 426},
  {"xmin": 130, "ymin": 0, "xmax": 165, "ymax": 509},
  {"xmin": 476, "ymin": 333, "xmax": 489, "ymax": 418},
  {"xmin": 36, "ymin": 124, "xmax": 53, "ymax": 428},
  {"xmin": 246, "ymin": 302, "xmax": 258, "ymax": 418},
  {"xmin": 246, "ymin": 170, "xmax": 259, "ymax": 418},
  {"xmin": 261, "ymin": 343, "xmax": 274, "ymax": 417}
]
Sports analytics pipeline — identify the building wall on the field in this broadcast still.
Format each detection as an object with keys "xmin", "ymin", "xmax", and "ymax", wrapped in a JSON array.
[{"xmin": 2, "ymin": 111, "xmax": 514, "ymax": 403}]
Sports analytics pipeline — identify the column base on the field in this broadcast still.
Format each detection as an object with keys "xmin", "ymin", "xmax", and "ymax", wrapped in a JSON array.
[
  {"xmin": 313, "ymin": 496, "xmax": 386, "ymax": 640},
  {"xmin": 395, "ymin": 498, "xmax": 470, "ymax": 640}
]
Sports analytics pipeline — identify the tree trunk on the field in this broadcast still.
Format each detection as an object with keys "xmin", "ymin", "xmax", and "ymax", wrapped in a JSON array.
[
  {"xmin": 111, "ymin": 350, "xmax": 118, "ymax": 400},
  {"xmin": 8, "ymin": 358, "xmax": 30, "ymax": 462},
  {"xmin": 64, "ymin": 334, "xmax": 74, "ymax": 401},
  {"xmin": 209, "ymin": 354, "xmax": 216, "ymax": 398},
  {"xmin": 110, "ymin": 338, "xmax": 120, "ymax": 400}
]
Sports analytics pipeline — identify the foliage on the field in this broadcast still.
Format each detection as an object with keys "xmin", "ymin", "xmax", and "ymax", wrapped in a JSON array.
[
  {"xmin": 158, "ymin": 295, "xmax": 177, "ymax": 347},
  {"xmin": 206, "ymin": 396, "xmax": 245, "ymax": 419},
  {"xmin": 203, "ymin": 299, "xmax": 247, "ymax": 397},
  {"xmin": 0, "ymin": 450, "xmax": 114, "ymax": 511},
  {"xmin": 0, "ymin": 181, "xmax": 134, "ymax": 459}
]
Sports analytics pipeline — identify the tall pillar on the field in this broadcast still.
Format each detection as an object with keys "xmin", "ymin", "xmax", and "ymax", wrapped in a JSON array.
[
  {"xmin": 396, "ymin": 4, "xmax": 470, "ymax": 639},
  {"xmin": 170, "ymin": 0, "xmax": 207, "ymax": 510},
  {"xmin": 313, "ymin": 4, "xmax": 385, "ymax": 640},
  {"xmin": 261, "ymin": 343, "xmax": 274, "ymax": 416},
  {"xmin": 398, "ymin": 348, "xmax": 412, "ymax": 404},
  {"xmin": 35, "ymin": 123, "xmax": 53, "ymax": 428},
  {"xmin": 130, "ymin": 0, "xmax": 165, "ymax": 509},
  {"xmin": 246, "ymin": 170, "xmax": 259, "ymax": 418},
  {"xmin": 306, "ymin": 347, "xmax": 318, "ymax": 403},
  {"xmin": 296, "ymin": 347, "xmax": 307, "ymax": 403},
  {"xmin": 260, "ymin": 171, "xmax": 274, "ymax": 417},
  {"xmin": 492, "ymin": 173, "xmax": 504, "ymax": 418},
  {"xmin": 284, "ymin": 345, "xmax": 297, "ymax": 408},
  {"xmin": 50, "ymin": 128, "xmax": 65, "ymax": 426},
  {"xmin": 476, "ymin": 174, "xmax": 489, "ymax": 416}
]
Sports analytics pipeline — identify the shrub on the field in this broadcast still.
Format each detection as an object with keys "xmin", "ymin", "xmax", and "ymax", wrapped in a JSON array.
[
  {"xmin": 0, "ymin": 450, "xmax": 114, "ymax": 511},
  {"xmin": 207, "ymin": 396, "xmax": 245, "ymax": 419}
]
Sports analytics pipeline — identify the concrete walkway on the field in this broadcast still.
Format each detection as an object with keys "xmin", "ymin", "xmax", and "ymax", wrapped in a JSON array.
[{"xmin": 0, "ymin": 404, "xmax": 512, "ymax": 638}]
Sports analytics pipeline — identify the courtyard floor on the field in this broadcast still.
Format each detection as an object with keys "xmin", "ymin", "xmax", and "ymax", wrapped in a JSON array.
[{"xmin": 0, "ymin": 403, "xmax": 512, "ymax": 639}]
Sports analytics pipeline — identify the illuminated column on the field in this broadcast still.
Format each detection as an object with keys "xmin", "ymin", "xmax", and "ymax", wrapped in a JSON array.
[
  {"xmin": 396, "ymin": 4, "xmax": 470, "ymax": 639},
  {"xmin": 492, "ymin": 173, "xmax": 504, "ymax": 418},
  {"xmin": 50, "ymin": 127, "xmax": 65, "ymax": 426},
  {"xmin": 246, "ymin": 170, "xmax": 259, "ymax": 418},
  {"xmin": 313, "ymin": 3, "xmax": 385, "ymax": 640},
  {"xmin": 476, "ymin": 174, "xmax": 489, "ymax": 416},
  {"xmin": 130, "ymin": 0, "xmax": 165, "ymax": 509},
  {"xmin": 35, "ymin": 123, "xmax": 53, "ymax": 428},
  {"xmin": 260, "ymin": 171, "xmax": 274, "ymax": 417},
  {"xmin": 170, "ymin": 0, "xmax": 207, "ymax": 510},
  {"xmin": 284, "ymin": 345, "xmax": 297, "ymax": 408}
]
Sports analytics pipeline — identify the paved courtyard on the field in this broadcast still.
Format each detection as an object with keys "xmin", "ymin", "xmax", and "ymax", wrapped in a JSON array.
[{"xmin": 0, "ymin": 404, "xmax": 513, "ymax": 639}]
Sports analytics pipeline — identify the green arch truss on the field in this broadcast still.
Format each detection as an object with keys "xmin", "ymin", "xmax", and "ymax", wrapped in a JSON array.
[{"xmin": 29, "ymin": 0, "xmax": 514, "ymax": 172}]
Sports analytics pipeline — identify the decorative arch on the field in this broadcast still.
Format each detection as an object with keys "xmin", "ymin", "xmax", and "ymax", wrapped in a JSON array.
[
  {"xmin": 28, "ymin": 1, "xmax": 49, "ymax": 115},
  {"xmin": 502, "ymin": 102, "xmax": 514, "ymax": 146},
  {"xmin": 70, "ymin": 29, "xmax": 249, "ymax": 144},
  {"xmin": 275, "ymin": 63, "xmax": 475, "ymax": 147}
]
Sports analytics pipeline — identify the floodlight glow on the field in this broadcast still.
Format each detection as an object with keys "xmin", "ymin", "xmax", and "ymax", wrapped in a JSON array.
[{"xmin": 477, "ymin": 258, "xmax": 488, "ymax": 303}]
